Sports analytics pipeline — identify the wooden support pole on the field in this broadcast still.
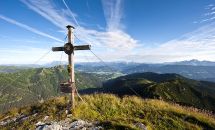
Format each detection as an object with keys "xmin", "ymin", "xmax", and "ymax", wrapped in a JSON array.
[{"xmin": 66, "ymin": 25, "xmax": 75, "ymax": 110}]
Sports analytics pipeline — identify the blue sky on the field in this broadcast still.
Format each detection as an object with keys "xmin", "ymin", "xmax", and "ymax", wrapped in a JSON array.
[{"xmin": 0, "ymin": 0, "xmax": 215, "ymax": 64}]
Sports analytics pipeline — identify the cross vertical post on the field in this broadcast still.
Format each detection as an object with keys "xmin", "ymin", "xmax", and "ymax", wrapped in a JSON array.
[
  {"xmin": 52, "ymin": 25, "xmax": 91, "ymax": 112},
  {"xmin": 67, "ymin": 25, "xmax": 75, "ymax": 110}
]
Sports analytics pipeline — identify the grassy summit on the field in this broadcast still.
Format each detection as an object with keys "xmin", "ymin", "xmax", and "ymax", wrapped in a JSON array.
[{"xmin": 1, "ymin": 94, "xmax": 214, "ymax": 129}]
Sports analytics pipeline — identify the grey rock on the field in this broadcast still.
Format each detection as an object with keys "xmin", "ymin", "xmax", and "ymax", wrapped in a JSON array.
[
  {"xmin": 35, "ymin": 119, "xmax": 103, "ymax": 130},
  {"xmin": 135, "ymin": 122, "xmax": 147, "ymax": 130},
  {"xmin": 36, "ymin": 122, "xmax": 62, "ymax": 130},
  {"xmin": 43, "ymin": 116, "xmax": 49, "ymax": 121}
]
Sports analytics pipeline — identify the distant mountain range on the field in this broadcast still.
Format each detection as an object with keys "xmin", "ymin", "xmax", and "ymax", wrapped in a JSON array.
[
  {"xmin": 42, "ymin": 59, "xmax": 215, "ymax": 67},
  {"xmin": 166, "ymin": 59, "xmax": 215, "ymax": 66},
  {"xmin": 123, "ymin": 64, "xmax": 215, "ymax": 82},
  {"xmin": 1, "ymin": 59, "xmax": 215, "ymax": 82},
  {"xmin": 2, "ymin": 59, "xmax": 215, "ymax": 68},
  {"xmin": 75, "ymin": 60, "xmax": 215, "ymax": 83},
  {"xmin": 39, "ymin": 59, "xmax": 215, "ymax": 67}
]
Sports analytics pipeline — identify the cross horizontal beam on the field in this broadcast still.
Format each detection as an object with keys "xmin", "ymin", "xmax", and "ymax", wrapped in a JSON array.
[
  {"xmin": 74, "ymin": 45, "xmax": 91, "ymax": 50},
  {"xmin": 52, "ymin": 47, "xmax": 64, "ymax": 51}
]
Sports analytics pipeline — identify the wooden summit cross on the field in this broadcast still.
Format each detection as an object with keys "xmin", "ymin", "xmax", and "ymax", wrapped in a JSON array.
[{"xmin": 52, "ymin": 25, "xmax": 90, "ymax": 110}]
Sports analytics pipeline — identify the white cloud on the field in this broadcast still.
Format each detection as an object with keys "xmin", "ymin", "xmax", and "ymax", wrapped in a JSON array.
[
  {"xmin": 95, "ymin": 30, "xmax": 137, "ymax": 50},
  {"xmin": 201, "ymin": 16, "xmax": 215, "ymax": 23},
  {"xmin": 0, "ymin": 15, "xmax": 63, "ymax": 42},
  {"xmin": 0, "ymin": 46, "xmax": 101, "ymax": 64},
  {"xmin": 20, "ymin": 0, "xmax": 74, "ymax": 29},
  {"xmin": 0, "ymin": 47, "xmax": 55, "ymax": 64},
  {"xmin": 200, "ymin": 4, "xmax": 215, "ymax": 23},
  {"xmin": 20, "ymin": 0, "xmax": 138, "ymax": 52},
  {"xmin": 132, "ymin": 22, "xmax": 215, "ymax": 63},
  {"xmin": 101, "ymin": 0, "xmax": 123, "ymax": 31},
  {"xmin": 75, "ymin": 28, "xmax": 138, "ymax": 50},
  {"xmin": 75, "ymin": 0, "xmax": 137, "ymax": 51}
]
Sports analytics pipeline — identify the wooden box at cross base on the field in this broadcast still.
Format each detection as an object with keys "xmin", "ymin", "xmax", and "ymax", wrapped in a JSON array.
[{"xmin": 60, "ymin": 82, "xmax": 72, "ymax": 93}]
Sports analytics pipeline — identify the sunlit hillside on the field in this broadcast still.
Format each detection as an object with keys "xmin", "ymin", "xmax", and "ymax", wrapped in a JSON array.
[{"xmin": 0, "ymin": 94, "xmax": 214, "ymax": 129}]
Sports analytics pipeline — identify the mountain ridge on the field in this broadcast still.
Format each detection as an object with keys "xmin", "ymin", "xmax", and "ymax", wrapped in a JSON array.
[
  {"xmin": 81, "ymin": 72, "xmax": 215, "ymax": 112},
  {"xmin": 0, "ymin": 66, "xmax": 115, "ymax": 113}
]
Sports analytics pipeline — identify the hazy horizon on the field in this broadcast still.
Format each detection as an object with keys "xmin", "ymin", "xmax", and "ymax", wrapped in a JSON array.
[{"xmin": 1, "ymin": 59, "xmax": 215, "ymax": 66}]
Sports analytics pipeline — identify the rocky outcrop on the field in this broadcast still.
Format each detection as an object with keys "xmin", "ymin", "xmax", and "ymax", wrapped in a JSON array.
[
  {"xmin": 0, "ymin": 113, "xmax": 36, "ymax": 126},
  {"xmin": 35, "ymin": 119, "xmax": 103, "ymax": 130}
]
